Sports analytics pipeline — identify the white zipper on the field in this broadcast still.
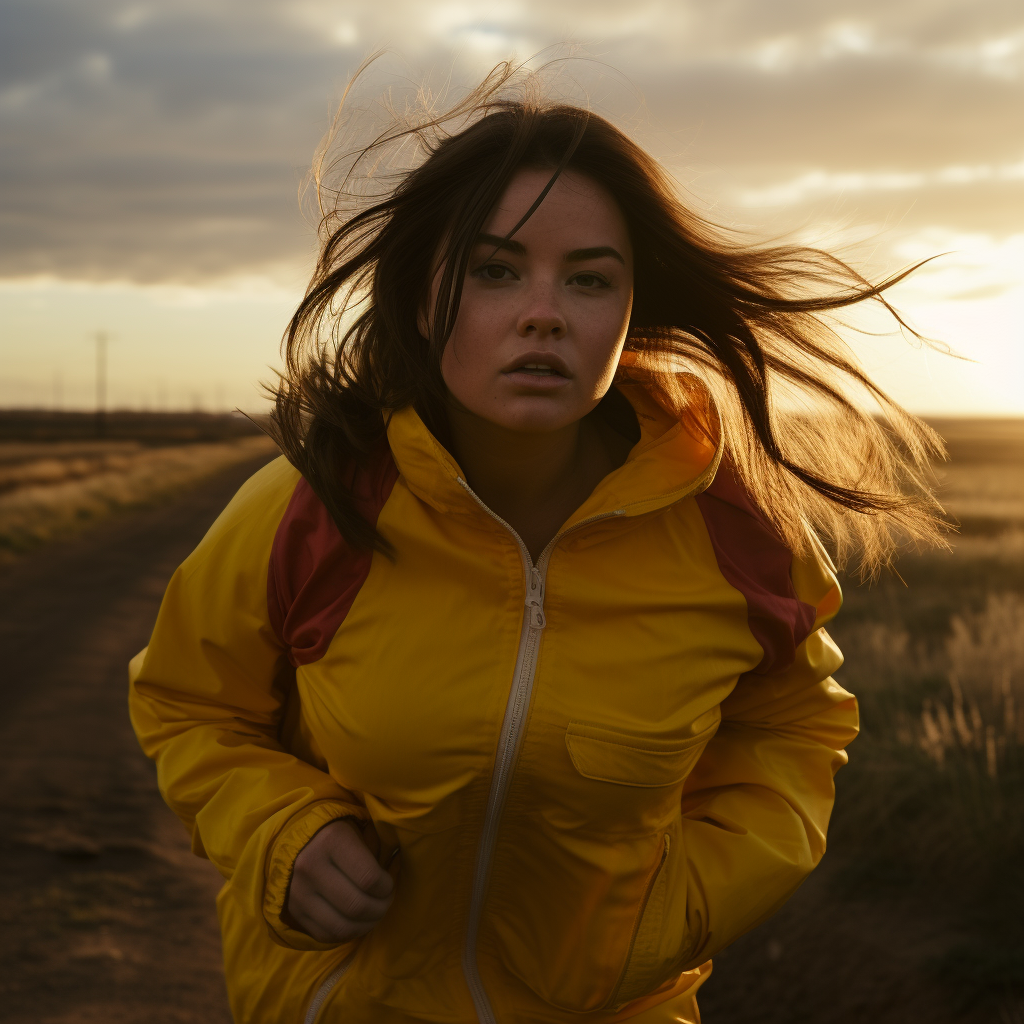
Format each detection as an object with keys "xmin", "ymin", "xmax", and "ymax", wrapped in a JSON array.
[
  {"xmin": 456, "ymin": 476, "xmax": 623, "ymax": 1023},
  {"xmin": 303, "ymin": 952, "xmax": 355, "ymax": 1024}
]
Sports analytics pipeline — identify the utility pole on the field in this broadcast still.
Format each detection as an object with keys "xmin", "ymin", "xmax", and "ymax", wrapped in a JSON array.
[{"xmin": 94, "ymin": 330, "xmax": 108, "ymax": 437}]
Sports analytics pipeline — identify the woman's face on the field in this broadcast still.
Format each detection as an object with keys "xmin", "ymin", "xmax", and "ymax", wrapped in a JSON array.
[{"xmin": 434, "ymin": 167, "xmax": 634, "ymax": 434}]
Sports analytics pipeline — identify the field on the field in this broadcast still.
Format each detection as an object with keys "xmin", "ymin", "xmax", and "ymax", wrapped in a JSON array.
[
  {"xmin": 0, "ymin": 413, "xmax": 1021, "ymax": 1022},
  {"xmin": 702, "ymin": 418, "xmax": 1024, "ymax": 1023},
  {"xmin": 0, "ymin": 412, "xmax": 278, "ymax": 560}
]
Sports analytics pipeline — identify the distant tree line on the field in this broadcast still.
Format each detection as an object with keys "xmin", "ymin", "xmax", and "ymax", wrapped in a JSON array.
[{"xmin": 0, "ymin": 410, "xmax": 269, "ymax": 445}]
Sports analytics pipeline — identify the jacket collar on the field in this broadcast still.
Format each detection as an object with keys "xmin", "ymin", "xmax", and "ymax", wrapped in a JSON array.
[{"xmin": 385, "ymin": 377, "xmax": 723, "ymax": 525}]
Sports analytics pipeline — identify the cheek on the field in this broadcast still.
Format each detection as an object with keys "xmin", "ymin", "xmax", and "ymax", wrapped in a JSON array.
[
  {"xmin": 577, "ymin": 297, "xmax": 632, "ymax": 383},
  {"xmin": 439, "ymin": 339, "xmax": 473, "ymax": 400},
  {"xmin": 440, "ymin": 299, "xmax": 503, "ymax": 398}
]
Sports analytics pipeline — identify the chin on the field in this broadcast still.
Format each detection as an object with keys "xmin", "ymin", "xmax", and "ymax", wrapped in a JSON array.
[{"xmin": 491, "ymin": 401, "xmax": 587, "ymax": 434}]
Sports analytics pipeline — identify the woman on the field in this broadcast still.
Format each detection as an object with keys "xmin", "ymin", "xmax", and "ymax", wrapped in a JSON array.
[{"xmin": 129, "ymin": 63, "xmax": 943, "ymax": 1024}]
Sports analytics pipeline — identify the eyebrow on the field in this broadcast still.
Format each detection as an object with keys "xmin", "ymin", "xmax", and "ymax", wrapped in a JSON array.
[
  {"xmin": 565, "ymin": 246, "xmax": 626, "ymax": 266},
  {"xmin": 475, "ymin": 233, "xmax": 526, "ymax": 256},
  {"xmin": 474, "ymin": 234, "xmax": 626, "ymax": 266}
]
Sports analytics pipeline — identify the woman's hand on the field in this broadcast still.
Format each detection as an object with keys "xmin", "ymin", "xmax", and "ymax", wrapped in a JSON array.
[{"xmin": 284, "ymin": 819, "xmax": 395, "ymax": 942}]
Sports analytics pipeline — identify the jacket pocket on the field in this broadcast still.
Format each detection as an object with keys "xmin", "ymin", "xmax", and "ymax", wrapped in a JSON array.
[
  {"xmin": 565, "ymin": 719, "xmax": 717, "ymax": 788},
  {"xmin": 493, "ymin": 723, "xmax": 715, "ymax": 1013},
  {"xmin": 493, "ymin": 826, "xmax": 673, "ymax": 1013},
  {"xmin": 610, "ymin": 832, "xmax": 677, "ymax": 1009}
]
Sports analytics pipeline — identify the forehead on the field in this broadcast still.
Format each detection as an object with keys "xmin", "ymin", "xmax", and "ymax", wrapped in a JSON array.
[{"xmin": 482, "ymin": 167, "xmax": 631, "ymax": 253}]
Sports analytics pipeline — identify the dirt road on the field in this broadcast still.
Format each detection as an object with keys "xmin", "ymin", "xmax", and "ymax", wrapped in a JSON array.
[{"xmin": 0, "ymin": 458, "xmax": 274, "ymax": 1024}]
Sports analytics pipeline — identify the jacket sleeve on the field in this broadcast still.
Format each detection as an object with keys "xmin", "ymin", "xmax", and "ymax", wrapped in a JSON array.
[
  {"xmin": 128, "ymin": 456, "xmax": 368, "ymax": 953},
  {"xmin": 674, "ymin": 543, "xmax": 858, "ymax": 969}
]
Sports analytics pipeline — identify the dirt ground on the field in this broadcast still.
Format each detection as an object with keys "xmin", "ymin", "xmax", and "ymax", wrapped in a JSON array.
[{"xmin": 0, "ymin": 460, "xmax": 272, "ymax": 1023}]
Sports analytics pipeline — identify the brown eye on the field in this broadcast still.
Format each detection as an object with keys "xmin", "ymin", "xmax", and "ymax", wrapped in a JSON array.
[
  {"xmin": 472, "ymin": 263, "xmax": 516, "ymax": 282},
  {"xmin": 571, "ymin": 273, "xmax": 608, "ymax": 289}
]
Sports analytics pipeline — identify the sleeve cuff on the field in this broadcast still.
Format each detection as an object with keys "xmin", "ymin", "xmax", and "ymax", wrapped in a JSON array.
[{"xmin": 263, "ymin": 798, "xmax": 369, "ymax": 950}]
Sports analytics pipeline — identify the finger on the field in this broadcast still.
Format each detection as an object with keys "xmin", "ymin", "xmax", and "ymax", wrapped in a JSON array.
[
  {"xmin": 314, "ymin": 866, "xmax": 392, "ymax": 923},
  {"xmin": 328, "ymin": 827, "xmax": 395, "ymax": 900},
  {"xmin": 295, "ymin": 892, "xmax": 377, "ymax": 943}
]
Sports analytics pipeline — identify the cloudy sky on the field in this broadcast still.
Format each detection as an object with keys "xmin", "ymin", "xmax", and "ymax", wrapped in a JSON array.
[{"xmin": 2, "ymin": 0, "xmax": 1022, "ymax": 413}]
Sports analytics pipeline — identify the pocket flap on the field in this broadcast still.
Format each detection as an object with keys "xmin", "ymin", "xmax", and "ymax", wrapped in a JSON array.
[{"xmin": 565, "ymin": 720, "xmax": 717, "ymax": 788}]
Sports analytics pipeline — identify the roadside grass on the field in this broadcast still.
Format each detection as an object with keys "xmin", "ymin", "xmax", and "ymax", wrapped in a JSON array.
[
  {"xmin": 703, "ymin": 420, "xmax": 1024, "ymax": 1022},
  {"xmin": 0, "ymin": 435, "xmax": 279, "ymax": 559},
  {"xmin": 828, "ymin": 526, "xmax": 1024, "ymax": 1016}
]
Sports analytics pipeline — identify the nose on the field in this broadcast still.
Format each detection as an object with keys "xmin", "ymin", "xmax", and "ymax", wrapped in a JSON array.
[{"xmin": 516, "ymin": 292, "xmax": 567, "ymax": 340}]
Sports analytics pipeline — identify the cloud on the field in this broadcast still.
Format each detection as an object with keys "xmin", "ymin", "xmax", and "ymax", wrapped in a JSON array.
[
  {"xmin": 1, "ymin": 0, "xmax": 1021, "ymax": 282},
  {"xmin": 732, "ymin": 158, "xmax": 1024, "ymax": 216}
]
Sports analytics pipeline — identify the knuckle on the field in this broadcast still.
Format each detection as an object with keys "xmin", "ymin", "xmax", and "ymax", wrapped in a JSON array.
[
  {"xmin": 352, "ymin": 863, "xmax": 379, "ymax": 892},
  {"xmin": 339, "ymin": 890, "xmax": 368, "ymax": 919}
]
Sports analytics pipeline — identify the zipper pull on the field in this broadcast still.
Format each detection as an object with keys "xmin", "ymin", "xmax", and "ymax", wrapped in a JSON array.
[{"xmin": 526, "ymin": 566, "xmax": 546, "ymax": 629}]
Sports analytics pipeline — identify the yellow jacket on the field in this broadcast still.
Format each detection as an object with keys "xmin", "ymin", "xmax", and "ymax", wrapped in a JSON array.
[{"xmin": 129, "ymin": 384, "xmax": 856, "ymax": 1024}]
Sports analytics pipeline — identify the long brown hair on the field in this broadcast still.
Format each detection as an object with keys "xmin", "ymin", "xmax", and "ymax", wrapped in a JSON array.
[{"xmin": 269, "ymin": 59, "xmax": 946, "ymax": 576}]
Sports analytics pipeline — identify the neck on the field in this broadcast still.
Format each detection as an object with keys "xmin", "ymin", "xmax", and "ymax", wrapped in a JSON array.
[
  {"xmin": 446, "ymin": 404, "xmax": 586, "ymax": 515},
  {"xmin": 443, "ymin": 399, "xmax": 634, "ymax": 561}
]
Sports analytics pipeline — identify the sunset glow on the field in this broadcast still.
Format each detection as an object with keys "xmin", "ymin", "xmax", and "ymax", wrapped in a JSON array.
[{"xmin": 1, "ymin": 1, "xmax": 1021, "ymax": 414}]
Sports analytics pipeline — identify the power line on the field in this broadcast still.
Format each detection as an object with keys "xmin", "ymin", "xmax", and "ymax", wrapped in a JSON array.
[{"xmin": 93, "ymin": 330, "xmax": 109, "ymax": 437}]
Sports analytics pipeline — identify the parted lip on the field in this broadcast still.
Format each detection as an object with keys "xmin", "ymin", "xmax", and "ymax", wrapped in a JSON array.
[{"xmin": 501, "ymin": 351, "xmax": 572, "ymax": 377}]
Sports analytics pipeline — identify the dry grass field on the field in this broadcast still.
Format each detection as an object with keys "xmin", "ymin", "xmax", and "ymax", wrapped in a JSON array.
[
  {"xmin": 703, "ymin": 418, "xmax": 1024, "ymax": 1023},
  {"xmin": 0, "ymin": 432, "xmax": 278, "ymax": 560}
]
